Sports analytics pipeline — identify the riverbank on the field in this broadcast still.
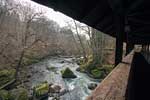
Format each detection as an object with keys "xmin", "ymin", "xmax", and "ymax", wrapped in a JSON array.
[{"xmin": 1, "ymin": 56, "xmax": 114, "ymax": 100}]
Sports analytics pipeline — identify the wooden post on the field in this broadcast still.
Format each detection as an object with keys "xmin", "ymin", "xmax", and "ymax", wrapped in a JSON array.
[
  {"xmin": 126, "ymin": 43, "xmax": 134, "ymax": 55},
  {"xmin": 115, "ymin": 15, "xmax": 124, "ymax": 66},
  {"xmin": 115, "ymin": 35, "xmax": 124, "ymax": 66},
  {"xmin": 142, "ymin": 45, "xmax": 147, "ymax": 56},
  {"xmin": 146, "ymin": 44, "xmax": 149, "ymax": 59},
  {"xmin": 108, "ymin": 0, "xmax": 125, "ymax": 66}
]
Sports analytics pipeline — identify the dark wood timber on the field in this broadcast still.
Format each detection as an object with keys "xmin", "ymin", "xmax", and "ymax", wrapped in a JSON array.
[
  {"xmin": 126, "ymin": 43, "xmax": 134, "ymax": 55},
  {"xmin": 32, "ymin": 0, "xmax": 150, "ymax": 44},
  {"xmin": 115, "ymin": 15, "xmax": 124, "ymax": 66},
  {"xmin": 125, "ymin": 53, "xmax": 150, "ymax": 100},
  {"xmin": 114, "ymin": 0, "xmax": 125, "ymax": 66}
]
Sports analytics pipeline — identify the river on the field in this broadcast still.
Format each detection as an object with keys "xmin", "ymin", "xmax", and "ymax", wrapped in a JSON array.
[{"xmin": 26, "ymin": 57, "xmax": 100, "ymax": 100}]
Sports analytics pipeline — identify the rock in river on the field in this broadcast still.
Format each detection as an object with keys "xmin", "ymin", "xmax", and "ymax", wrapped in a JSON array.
[
  {"xmin": 61, "ymin": 67, "xmax": 77, "ymax": 78},
  {"xmin": 0, "ymin": 88, "xmax": 28, "ymax": 100},
  {"xmin": 88, "ymin": 83, "xmax": 97, "ymax": 90},
  {"xmin": 50, "ymin": 84, "xmax": 61, "ymax": 93}
]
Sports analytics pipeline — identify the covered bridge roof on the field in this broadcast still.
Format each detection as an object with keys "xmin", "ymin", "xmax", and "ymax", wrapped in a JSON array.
[{"xmin": 32, "ymin": 0, "xmax": 150, "ymax": 44}]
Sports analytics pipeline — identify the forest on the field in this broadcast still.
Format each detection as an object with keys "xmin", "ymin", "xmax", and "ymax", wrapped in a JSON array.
[{"xmin": 0, "ymin": 0, "xmax": 116, "ymax": 100}]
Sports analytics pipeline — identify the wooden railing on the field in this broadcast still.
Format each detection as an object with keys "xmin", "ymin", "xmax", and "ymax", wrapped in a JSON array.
[{"xmin": 87, "ymin": 51, "xmax": 134, "ymax": 100}]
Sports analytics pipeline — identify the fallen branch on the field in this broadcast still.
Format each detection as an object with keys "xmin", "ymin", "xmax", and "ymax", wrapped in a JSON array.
[{"xmin": 0, "ymin": 79, "xmax": 16, "ymax": 90}]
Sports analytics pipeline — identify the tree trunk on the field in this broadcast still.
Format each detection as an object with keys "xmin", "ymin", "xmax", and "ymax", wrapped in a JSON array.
[
  {"xmin": 91, "ymin": 28, "xmax": 103, "ymax": 66},
  {"xmin": 73, "ymin": 20, "xmax": 87, "ymax": 62},
  {"xmin": 15, "ymin": 50, "xmax": 25, "ymax": 80}
]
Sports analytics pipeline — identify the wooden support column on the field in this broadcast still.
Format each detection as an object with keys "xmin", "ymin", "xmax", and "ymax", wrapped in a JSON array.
[
  {"xmin": 115, "ymin": 15, "xmax": 125, "ymax": 66},
  {"xmin": 148, "ymin": 45, "xmax": 150, "ymax": 60},
  {"xmin": 142, "ymin": 45, "xmax": 145, "ymax": 52},
  {"xmin": 142, "ymin": 45, "xmax": 146, "ymax": 51},
  {"xmin": 126, "ymin": 43, "xmax": 134, "ymax": 55},
  {"xmin": 142, "ymin": 45, "xmax": 147, "ymax": 56},
  {"xmin": 146, "ymin": 44, "xmax": 149, "ymax": 52},
  {"xmin": 148, "ymin": 45, "xmax": 150, "ymax": 51},
  {"xmin": 146, "ymin": 44, "xmax": 149, "ymax": 59},
  {"xmin": 108, "ymin": 0, "xmax": 125, "ymax": 66}
]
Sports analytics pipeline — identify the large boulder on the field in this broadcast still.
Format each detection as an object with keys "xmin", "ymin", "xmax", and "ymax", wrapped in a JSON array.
[
  {"xmin": 88, "ymin": 83, "xmax": 97, "ymax": 90},
  {"xmin": 10, "ymin": 88, "xmax": 28, "ymax": 100},
  {"xmin": 61, "ymin": 67, "xmax": 77, "ymax": 78},
  {"xmin": 0, "ymin": 90, "xmax": 10, "ymax": 100},
  {"xmin": 91, "ymin": 69, "xmax": 105, "ymax": 79},
  {"xmin": 0, "ymin": 88, "xmax": 29, "ymax": 100},
  {"xmin": 50, "ymin": 84, "xmax": 61, "ymax": 93},
  {"xmin": 46, "ymin": 66, "xmax": 57, "ymax": 74},
  {"xmin": 59, "ymin": 88, "xmax": 68, "ymax": 96}
]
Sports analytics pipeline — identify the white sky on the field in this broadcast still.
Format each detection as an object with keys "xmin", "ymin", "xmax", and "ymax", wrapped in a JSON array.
[
  {"xmin": 17, "ymin": 0, "xmax": 73, "ymax": 27},
  {"xmin": 44, "ymin": 8, "xmax": 73, "ymax": 27},
  {"xmin": 14, "ymin": 0, "xmax": 89, "ymax": 39}
]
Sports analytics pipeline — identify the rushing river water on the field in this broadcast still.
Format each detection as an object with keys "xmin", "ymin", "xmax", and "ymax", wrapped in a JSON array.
[{"xmin": 26, "ymin": 57, "xmax": 100, "ymax": 100}]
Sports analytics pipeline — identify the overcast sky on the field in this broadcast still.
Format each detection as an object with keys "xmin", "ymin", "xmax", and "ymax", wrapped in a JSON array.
[
  {"xmin": 16, "ymin": 0, "xmax": 73, "ymax": 27},
  {"xmin": 13, "ymin": 0, "xmax": 89, "ymax": 38}
]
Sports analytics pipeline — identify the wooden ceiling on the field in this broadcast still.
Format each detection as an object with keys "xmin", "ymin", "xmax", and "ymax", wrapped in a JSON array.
[{"xmin": 32, "ymin": 0, "xmax": 150, "ymax": 44}]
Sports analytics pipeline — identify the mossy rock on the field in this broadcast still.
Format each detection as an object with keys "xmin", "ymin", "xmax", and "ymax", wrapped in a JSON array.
[
  {"xmin": 87, "ymin": 83, "xmax": 97, "ymax": 90},
  {"xmin": 61, "ymin": 68, "xmax": 77, "ymax": 78},
  {"xmin": 102, "ymin": 65, "xmax": 114, "ymax": 74},
  {"xmin": 47, "ymin": 66, "xmax": 57, "ymax": 73},
  {"xmin": 0, "ymin": 88, "xmax": 28, "ymax": 100},
  {"xmin": 0, "ymin": 69, "xmax": 16, "ymax": 87},
  {"xmin": 76, "ymin": 67, "xmax": 86, "ymax": 73},
  {"xmin": 10, "ymin": 88, "xmax": 28, "ymax": 100},
  {"xmin": 22, "ymin": 57, "xmax": 40, "ymax": 66},
  {"xmin": 79, "ymin": 57, "xmax": 94, "ymax": 72},
  {"xmin": 76, "ymin": 57, "xmax": 85, "ymax": 65},
  {"xmin": 16, "ymin": 88, "xmax": 28, "ymax": 100},
  {"xmin": 91, "ymin": 69, "xmax": 105, "ymax": 79},
  {"xmin": 33, "ymin": 82, "xmax": 49, "ymax": 98},
  {"xmin": 47, "ymin": 66, "xmax": 56, "ymax": 71},
  {"xmin": 0, "ymin": 90, "xmax": 10, "ymax": 100}
]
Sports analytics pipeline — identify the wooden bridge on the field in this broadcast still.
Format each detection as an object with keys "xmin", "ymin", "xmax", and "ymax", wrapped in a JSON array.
[
  {"xmin": 31, "ymin": 0, "xmax": 150, "ymax": 100},
  {"xmin": 87, "ymin": 51, "xmax": 134, "ymax": 100},
  {"xmin": 87, "ymin": 46, "xmax": 150, "ymax": 100}
]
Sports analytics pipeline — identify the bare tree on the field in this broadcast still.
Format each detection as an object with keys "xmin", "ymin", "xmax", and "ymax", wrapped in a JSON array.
[
  {"xmin": 0, "ymin": 0, "xmax": 19, "ymax": 67},
  {"xmin": 65, "ymin": 21, "xmax": 81, "ymax": 56},
  {"xmin": 73, "ymin": 20, "xmax": 88, "ymax": 61},
  {"xmin": 15, "ymin": 3, "xmax": 45, "ymax": 80},
  {"xmin": 0, "ymin": 0, "xmax": 18, "ymax": 29},
  {"xmin": 78, "ymin": 25, "xmax": 104, "ymax": 68}
]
